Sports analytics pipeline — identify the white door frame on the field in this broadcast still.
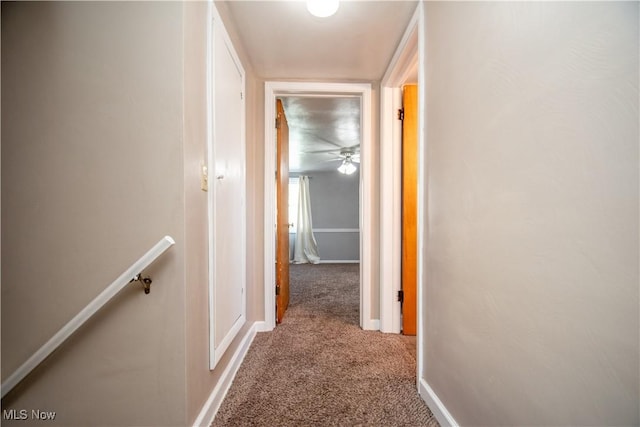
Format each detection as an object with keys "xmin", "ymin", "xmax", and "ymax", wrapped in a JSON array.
[
  {"xmin": 263, "ymin": 82, "xmax": 374, "ymax": 331},
  {"xmin": 379, "ymin": 1, "xmax": 428, "ymax": 391},
  {"xmin": 379, "ymin": 5, "xmax": 420, "ymax": 334}
]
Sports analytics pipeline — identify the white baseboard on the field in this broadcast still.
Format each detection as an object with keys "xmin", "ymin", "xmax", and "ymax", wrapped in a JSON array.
[
  {"xmin": 253, "ymin": 320, "xmax": 271, "ymax": 332},
  {"xmin": 192, "ymin": 322, "xmax": 258, "ymax": 427},
  {"xmin": 289, "ymin": 260, "xmax": 360, "ymax": 264},
  {"xmin": 362, "ymin": 318, "xmax": 380, "ymax": 331},
  {"xmin": 419, "ymin": 378, "xmax": 459, "ymax": 427},
  {"xmin": 318, "ymin": 260, "xmax": 360, "ymax": 264}
]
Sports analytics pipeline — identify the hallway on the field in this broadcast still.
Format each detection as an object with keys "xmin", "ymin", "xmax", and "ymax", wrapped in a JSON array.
[
  {"xmin": 213, "ymin": 264, "xmax": 438, "ymax": 426},
  {"xmin": 2, "ymin": 2, "xmax": 638, "ymax": 426}
]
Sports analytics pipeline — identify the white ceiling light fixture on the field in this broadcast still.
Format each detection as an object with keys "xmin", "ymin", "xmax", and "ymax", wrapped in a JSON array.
[
  {"xmin": 307, "ymin": 0, "xmax": 339, "ymax": 18},
  {"xmin": 338, "ymin": 154, "xmax": 357, "ymax": 175}
]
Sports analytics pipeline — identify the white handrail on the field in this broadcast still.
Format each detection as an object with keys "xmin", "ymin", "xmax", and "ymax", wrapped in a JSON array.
[{"xmin": 1, "ymin": 235, "xmax": 175, "ymax": 398}]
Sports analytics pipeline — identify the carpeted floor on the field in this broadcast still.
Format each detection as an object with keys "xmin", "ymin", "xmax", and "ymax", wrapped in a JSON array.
[{"xmin": 212, "ymin": 263, "xmax": 439, "ymax": 427}]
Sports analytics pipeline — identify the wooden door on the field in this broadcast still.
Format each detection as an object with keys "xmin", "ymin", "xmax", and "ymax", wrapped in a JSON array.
[
  {"xmin": 275, "ymin": 99, "xmax": 290, "ymax": 323},
  {"xmin": 402, "ymin": 85, "xmax": 418, "ymax": 335}
]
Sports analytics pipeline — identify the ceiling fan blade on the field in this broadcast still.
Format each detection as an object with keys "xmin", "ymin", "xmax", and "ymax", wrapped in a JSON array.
[
  {"xmin": 296, "ymin": 130, "xmax": 344, "ymax": 148},
  {"xmin": 321, "ymin": 156, "xmax": 344, "ymax": 162},
  {"xmin": 303, "ymin": 148, "xmax": 342, "ymax": 154}
]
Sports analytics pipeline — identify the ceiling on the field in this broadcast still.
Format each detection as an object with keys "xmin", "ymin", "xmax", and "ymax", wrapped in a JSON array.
[
  {"xmin": 282, "ymin": 96, "xmax": 361, "ymax": 172},
  {"xmin": 222, "ymin": 1, "xmax": 418, "ymax": 81},
  {"xmin": 221, "ymin": 0, "xmax": 419, "ymax": 172}
]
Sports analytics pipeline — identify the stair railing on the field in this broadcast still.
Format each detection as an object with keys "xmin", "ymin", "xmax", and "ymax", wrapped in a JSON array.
[{"xmin": 1, "ymin": 235, "xmax": 175, "ymax": 398}]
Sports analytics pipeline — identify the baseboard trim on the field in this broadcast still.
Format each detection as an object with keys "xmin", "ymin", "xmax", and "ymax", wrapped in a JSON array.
[
  {"xmin": 318, "ymin": 260, "xmax": 360, "ymax": 264},
  {"xmin": 362, "ymin": 318, "xmax": 380, "ymax": 331},
  {"xmin": 312, "ymin": 228, "xmax": 360, "ymax": 233},
  {"xmin": 419, "ymin": 378, "xmax": 459, "ymax": 427},
  {"xmin": 192, "ymin": 322, "xmax": 257, "ymax": 427},
  {"xmin": 253, "ymin": 320, "xmax": 271, "ymax": 332},
  {"xmin": 290, "ymin": 260, "xmax": 360, "ymax": 264}
]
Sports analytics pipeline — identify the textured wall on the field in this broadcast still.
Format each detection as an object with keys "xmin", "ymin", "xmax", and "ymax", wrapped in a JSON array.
[
  {"xmin": 306, "ymin": 171, "xmax": 360, "ymax": 229},
  {"xmin": 183, "ymin": 2, "xmax": 214, "ymax": 422},
  {"xmin": 423, "ymin": 2, "xmax": 639, "ymax": 425},
  {"xmin": 1, "ymin": 2, "xmax": 187, "ymax": 425}
]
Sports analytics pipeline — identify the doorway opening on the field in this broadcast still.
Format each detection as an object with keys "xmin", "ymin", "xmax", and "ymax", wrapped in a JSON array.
[
  {"xmin": 264, "ymin": 82, "xmax": 374, "ymax": 331},
  {"xmin": 283, "ymin": 97, "xmax": 361, "ymax": 322},
  {"xmin": 283, "ymin": 95, "xmax": 361, "ymax": 268}
]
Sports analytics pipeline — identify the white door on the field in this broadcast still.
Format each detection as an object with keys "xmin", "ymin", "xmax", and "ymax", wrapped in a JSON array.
[{"xmin": 209, "ymin": 15, "xmax": 246, "ymax": 369}]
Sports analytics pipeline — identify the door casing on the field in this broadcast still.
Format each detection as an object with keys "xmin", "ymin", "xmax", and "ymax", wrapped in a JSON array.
[
  {"xmin": 380, "ymin": 4, "xmax": 420, "ymax": 335},
  {"xmin": 263, "ymin": 82, "xmax": 374, "ymax": 331},
  {"xmin": 379, "ymin": 1, "xmax": 428, "ymax": 391}
]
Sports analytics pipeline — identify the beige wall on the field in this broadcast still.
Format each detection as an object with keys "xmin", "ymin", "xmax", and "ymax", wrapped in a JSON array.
[
  {"xmin": 422, "ymin": 2, "xmax": 639, "ymax": 425},
  {"xmin": 183, "ymin": 1, "xmax": 212, "ymax": 422},
  {"xmin": 2, "ymin": 2, "xmax": 187, "ymax": 425},
  {"xmin": 245, "ymin": 72, "xmax": 266, "ymax": 323}
]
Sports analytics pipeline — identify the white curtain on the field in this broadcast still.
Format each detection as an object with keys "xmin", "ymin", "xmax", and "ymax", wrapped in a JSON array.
[{"xmin": 293, "ymin": 176, "xmax": 320, "ymax": 264}]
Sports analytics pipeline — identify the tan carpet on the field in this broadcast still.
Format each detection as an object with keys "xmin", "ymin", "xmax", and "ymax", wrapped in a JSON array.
[{"xmin": 212, "ymin": 263, "xmax": 439, "ymax": 427}]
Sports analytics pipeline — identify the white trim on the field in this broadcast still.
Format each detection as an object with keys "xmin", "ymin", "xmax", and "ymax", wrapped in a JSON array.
[
  {"xmin": 252, "ymin": 320, "xmax": 270, "ymax": 333},
  {"xmin": 416, "ymin": 0, "xmax": 427, "ymax": 386},
  {"xmin": 359, "ymin": 86, "xmax": 373, "ymax": 331},
  {"xmin": 208, "ymin": 1, "xmax": 247, "ymax": 369},
  {"xmin": 212, "ymin": 315, "xmax": 244, "ymax": 368},
  {"xmin": 290, "ymin": 228, "xmax": 359, "ymax": 235},
  {"xmin": 313, "ymin": 228, "xmax": 360, "ymax": 233},
  {"xmin": 264, "ymin": 82, "xmax": 374, "ymax": 331},
  {"xmin": 379, "ymin": 85, "xmax": 402, "ymax": 334},
  {"xmin": 206, "ymin": 0, "xmax": 215, "ymax": 368},
  {"xmin": 264, "ymin": 85, "xmax": 277, "ymax": 331},
  {"xmin": 419, "ymin": 379, "xmax": 459, "ymax": 427},
  {"xmin": 318, "ymin": 260, "xmax": 360, "ymax": 264},
  {"xmin": 362, "ymin": 318, "xmax": 380, "ymax": 331},
  {"xmin": 379, "ymin": 4, "xmax": 420, "ymax": 334},
  {"xmin": 381, "ymin": 6, "xmax": 420, "ymax": 84},
  {"xmin": 192, "ymin": 323, "xmax": 258, "ymax": 427}
]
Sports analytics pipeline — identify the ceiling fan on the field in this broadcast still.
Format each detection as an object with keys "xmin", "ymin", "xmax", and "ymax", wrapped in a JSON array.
[
  {"xmin": 335, "ymin": 149, "xmax": 360, "ymax": 163},
  {"xmin": 303, "ymin": 144, "xmax": 360, "ymax": 157},
  {"xmin": 303, "ymin": 145, "xmax": 360, "ymax": 174}
]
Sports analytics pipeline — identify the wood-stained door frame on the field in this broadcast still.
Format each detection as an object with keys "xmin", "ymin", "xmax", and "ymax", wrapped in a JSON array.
[
  {"xmin": 275, "ymin": 99, "xmax": 290, "ymax": 323},
  {"xmin": 263, "ymin": 82, "xmax": 374, "ymax": 331}
]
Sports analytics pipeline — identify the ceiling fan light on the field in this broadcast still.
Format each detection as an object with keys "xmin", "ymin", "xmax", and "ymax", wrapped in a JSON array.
[
  {"xmin": 307, "ymin": 0, "xmax": 339, "ymax": 18},
  {"xmin": 338, "ymin": 159, "xmax": 357, "ymax": 175}
]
